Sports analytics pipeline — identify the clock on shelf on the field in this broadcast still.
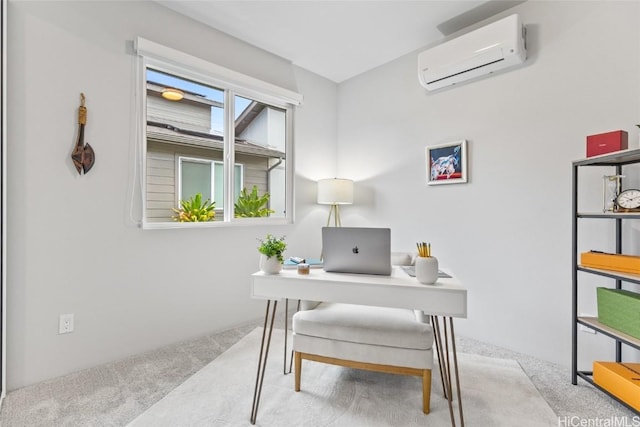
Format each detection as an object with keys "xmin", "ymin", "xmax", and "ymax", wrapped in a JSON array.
[{"xmin": 616, "ymin": 188, "xmax": 640, "ymax": 212}]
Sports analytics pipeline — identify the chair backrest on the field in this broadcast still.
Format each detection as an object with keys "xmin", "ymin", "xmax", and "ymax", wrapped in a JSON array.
[{"xmin": 392, "ymin": 252, "xmax": 415, "ymax": 266}]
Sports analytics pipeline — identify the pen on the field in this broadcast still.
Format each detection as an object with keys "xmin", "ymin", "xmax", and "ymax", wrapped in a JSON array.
[{"xmin": 416, "ymin": 242, "xmax": 432, "ymax": 257}]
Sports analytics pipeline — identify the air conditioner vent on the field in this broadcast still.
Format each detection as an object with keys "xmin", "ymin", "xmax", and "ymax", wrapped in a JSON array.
[{"xmin": 418, "ymin": 14, "xmax": 526, "ymax": 91}]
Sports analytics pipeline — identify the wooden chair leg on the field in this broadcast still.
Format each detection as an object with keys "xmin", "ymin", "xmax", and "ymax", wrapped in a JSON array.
[
  {"xmin": 422, "ymin": 369, "xmax": 432, "ymax": 414},
  {"xmin": 294, "ymin": 351, "xmax": 302, "ymax": 392}
]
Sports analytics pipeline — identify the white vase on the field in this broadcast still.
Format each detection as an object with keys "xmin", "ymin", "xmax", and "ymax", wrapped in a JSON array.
[
  {"xmin": 259, "ymin": 254, "xmax": 282, "ymax": 274},
  {"xmin": 415, "ymin": 256, "xmax": 438, "ymax": 284}
]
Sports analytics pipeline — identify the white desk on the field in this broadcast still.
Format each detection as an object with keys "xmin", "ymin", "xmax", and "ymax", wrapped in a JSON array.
[{"xmin": 249, "ymin": 266, "xmax": 468, "ymax": 426}]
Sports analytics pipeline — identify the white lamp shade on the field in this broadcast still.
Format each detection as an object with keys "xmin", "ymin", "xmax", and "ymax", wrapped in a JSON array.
[{"xmin": 317, "ymin": 178, "xmax": 354, "ymax": 205}]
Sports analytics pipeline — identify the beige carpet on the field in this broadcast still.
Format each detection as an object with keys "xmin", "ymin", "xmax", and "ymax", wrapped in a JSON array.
[{"xmin": 128, "ymin": 327, "xmax": 558, "ymax": 427}]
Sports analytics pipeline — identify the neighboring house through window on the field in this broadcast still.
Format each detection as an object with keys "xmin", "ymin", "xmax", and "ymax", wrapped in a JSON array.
[
  {"xmin": 135, "ymin": 38, "xmax": 301, "ymax": 228},
  {"xmin": 178, "ymin": 157, "xmax": 243, "ymax": 210}
]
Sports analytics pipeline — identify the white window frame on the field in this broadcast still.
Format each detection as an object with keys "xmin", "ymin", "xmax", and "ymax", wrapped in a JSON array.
[{"xmin": 135, "ymin": 37, "xmax": 301, "ymax": 229}]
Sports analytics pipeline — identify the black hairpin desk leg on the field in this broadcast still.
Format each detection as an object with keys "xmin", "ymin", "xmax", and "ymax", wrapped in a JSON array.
[
  {"xmin": 250, "ymin": 300, "xmax": 278, "ymax": 425},
  {"xmin": 432, "ymin": 316, "xmax": 464, "ymax": 427}
]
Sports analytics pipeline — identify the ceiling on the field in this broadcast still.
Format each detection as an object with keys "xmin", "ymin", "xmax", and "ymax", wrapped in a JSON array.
[{"xmin": 157, "ymin": 1, "xmax": 525, "ymax": 83}]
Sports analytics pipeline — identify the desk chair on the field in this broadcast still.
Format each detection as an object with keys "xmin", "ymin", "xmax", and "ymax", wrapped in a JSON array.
[{"xmin": 291, "ymin": 252, "xmax": 434, "ymax": 414}]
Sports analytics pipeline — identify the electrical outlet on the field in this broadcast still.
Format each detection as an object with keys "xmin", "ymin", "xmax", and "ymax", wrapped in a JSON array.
[
  {"xmin": 59, "ymin": 314, "xmax": 74, "ymax": 334},
  {"xmin": 579, "ymin": 313, "xmax": 596, "ymax": 334},
  {"xmin": 579, "ymin": 324, "xmax": 596, "ymax": 334}
]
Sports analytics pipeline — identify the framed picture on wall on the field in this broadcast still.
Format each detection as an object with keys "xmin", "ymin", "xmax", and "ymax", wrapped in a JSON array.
[{"xmin": 426, "ymin": 140, "xmax": 467, "ymax": 185}]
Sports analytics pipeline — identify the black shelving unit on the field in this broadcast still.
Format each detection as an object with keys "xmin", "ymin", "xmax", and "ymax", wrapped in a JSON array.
[{"xmin": 571, "ymin": 148, "xmax": 640, "ymax": 414}]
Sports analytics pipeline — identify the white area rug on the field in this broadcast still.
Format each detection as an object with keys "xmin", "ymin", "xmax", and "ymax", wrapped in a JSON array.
[{"xmin": 128, "ymin": 328, "xmax": 558, "ymax": 426}]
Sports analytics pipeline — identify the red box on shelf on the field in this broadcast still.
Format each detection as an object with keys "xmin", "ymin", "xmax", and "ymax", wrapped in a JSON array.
[{"xmin": 586, "ymin": 130, "xmax": 628, "ymax": 157}]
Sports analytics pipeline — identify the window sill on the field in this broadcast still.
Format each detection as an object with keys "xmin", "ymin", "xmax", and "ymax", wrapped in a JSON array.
[{"xmin": 141, "ymin": 217, "xmax": 292, "ymax": 230}]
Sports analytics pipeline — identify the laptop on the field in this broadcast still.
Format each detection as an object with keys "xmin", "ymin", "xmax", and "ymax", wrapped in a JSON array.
[{"xmin": 322, "ymin": 227, "xmax": 392, "ymax": 275}]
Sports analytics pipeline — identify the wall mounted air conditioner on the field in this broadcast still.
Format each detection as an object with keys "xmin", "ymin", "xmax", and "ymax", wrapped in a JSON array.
[{"xmin": 418, "ymin": 14, "xmax": 526, "ymax": 91}]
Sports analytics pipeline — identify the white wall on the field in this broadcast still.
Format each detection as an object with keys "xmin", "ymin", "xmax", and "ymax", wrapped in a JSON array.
[
  {"xmin": 9, "ymin": 0, "xmax": 639, "ymax": 391},
  {"xmin": 7, "ymin": 1, "xmax": 337, "ymax": 389},
  {"xmin": 336, "ymin": 1, "xmax": 640, "ymax": 367}
]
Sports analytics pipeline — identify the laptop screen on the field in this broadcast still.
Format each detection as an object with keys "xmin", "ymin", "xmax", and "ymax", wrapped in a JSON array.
[{"xmin": 322, "ymin": 227, "xmax": 391, "ymax": 275}]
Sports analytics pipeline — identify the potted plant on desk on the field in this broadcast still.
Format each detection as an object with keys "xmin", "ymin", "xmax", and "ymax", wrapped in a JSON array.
[{"xmin": 258, "ymin": 234, "xmax": 286, "ymax": 274}]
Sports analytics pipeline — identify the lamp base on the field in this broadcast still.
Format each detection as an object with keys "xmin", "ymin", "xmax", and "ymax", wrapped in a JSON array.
[{"xmin": 326, "ymin": 204, "xmax": 342, "ymax": 227}]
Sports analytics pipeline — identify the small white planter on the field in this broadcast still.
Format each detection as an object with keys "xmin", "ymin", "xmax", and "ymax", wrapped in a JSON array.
[
  {"xmin": 259, "ymin": 254, "xmax": 282, "ymax": 274},
  {"xmin": 415, "ymin": 256, "xmax": 438, "ymax": 284}
]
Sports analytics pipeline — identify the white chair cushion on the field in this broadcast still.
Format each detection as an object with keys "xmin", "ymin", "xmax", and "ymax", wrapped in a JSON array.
[{"xmin": 292, "ymin": 302, "xmax": 433, "ymax": 350}]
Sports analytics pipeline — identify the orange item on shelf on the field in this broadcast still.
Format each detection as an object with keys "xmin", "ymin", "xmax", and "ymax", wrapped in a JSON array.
[
  {"xmin": 580, "ymin": 252, "xmax": 640, "ymax": 275},
  {"xmin": 593, "ymin": 362, "xmax": 640, "ymax": 411}
]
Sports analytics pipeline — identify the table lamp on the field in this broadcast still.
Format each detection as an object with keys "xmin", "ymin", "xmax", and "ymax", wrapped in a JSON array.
[{"xmin": 317, "ymin": 178, "xmax": 353, "ymax": 227}]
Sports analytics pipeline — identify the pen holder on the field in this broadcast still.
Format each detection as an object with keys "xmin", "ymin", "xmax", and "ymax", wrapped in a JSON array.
[{"xmin": 415, "ymin": 256, "xmax": 438, "ymax": 284}]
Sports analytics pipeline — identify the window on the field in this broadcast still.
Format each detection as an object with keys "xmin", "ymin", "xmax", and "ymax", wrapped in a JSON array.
[
  {"xmin": 135, "ymin": 38, "xmax": 301, "ymax": 228},
  {"xmin": 178, "ymin": 157, "xmax": 243, "ymax": 211}
]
